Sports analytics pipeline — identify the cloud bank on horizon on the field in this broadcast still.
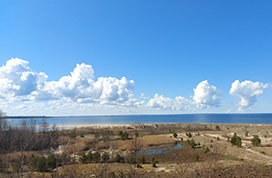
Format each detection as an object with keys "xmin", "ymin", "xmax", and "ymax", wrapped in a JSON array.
[{"xmin": 0, "ymin": 58, "xmax": 269, "ymax": 115}]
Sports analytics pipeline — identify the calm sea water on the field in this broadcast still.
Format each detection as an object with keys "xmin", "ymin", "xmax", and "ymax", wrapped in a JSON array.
[{"xmin": 5, "ymin": 114, "xmax": 272, "ymax": 127}]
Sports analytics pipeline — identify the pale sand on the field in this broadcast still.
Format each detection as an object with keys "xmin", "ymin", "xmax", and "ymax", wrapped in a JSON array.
[{"xmin": 55, "ymin": 123, "xmax": 131, "ymax": 129}]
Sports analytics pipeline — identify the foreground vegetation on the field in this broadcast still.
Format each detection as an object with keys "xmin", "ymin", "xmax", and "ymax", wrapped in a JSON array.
[{"xmin": 1, "ymin": 116, "xmax": 272, "ymax": 177}]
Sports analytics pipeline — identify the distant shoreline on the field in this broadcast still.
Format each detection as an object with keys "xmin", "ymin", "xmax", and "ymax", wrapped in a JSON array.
[
  {"xmin": 3, "ymin": 113, "xmax": 272, "ymax": 118},
  {"xmin": 4, "ymin": 114, "xmax": 272, "ymax": 126},
  {"xmin": 4, "ymin": 116, "xmax": 53, "ymax": 119}
]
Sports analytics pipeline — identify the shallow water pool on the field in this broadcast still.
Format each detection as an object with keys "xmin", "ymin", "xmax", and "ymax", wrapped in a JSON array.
[{"xmin": 137, "ymin": 142, "xmax": 182, "ymax": 156}]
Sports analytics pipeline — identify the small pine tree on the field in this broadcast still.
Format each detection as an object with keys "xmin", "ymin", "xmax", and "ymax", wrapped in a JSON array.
[
  {"xmin": 79, "ymin": 152, "xmax": 88, "ymax": 164},
  {"xmin": 186, "ymin": 132, "xmax": 192, "ymax": 138},
  {"xmin": 27, "ymin": 154, "xmax": 37, "ymax": 171},
  {"xmin": 204, "ymin": 147, "xmax": 210, "ymax": 153},
  {"xmin": 36, "ymin": 156, "xmax": 47, "ymax": 172},
  {"xmin": 187, "ymin": 139, "xmax": 197, "ymax": 148},
  {"xmin": 118, "ymin": 131, "xmax": 129, "ymax": 140},
  {"xmin": 87, "ymin": 152, "xmax": 93, "ymax": 162},
  {"xmin": 47, "ymin": 154, "xmax": 56, "ymax": 169},
  {"xmin": 69, "ymin": 131, "xmax": 76, "ymax": 138},
  {"xmin": 245, "ymin": 131, "xmax": 249, "ymax": 137},
  {"xmin": 122, "ymin": 132, "xmax": 129, "ymax": 140},
  {"xmin": 136, "ymin": 164, "xmax": 142, "ymax": 168},
  {"xmin": 138, "ymin": 154, "xmax": 146, "ymax": 164},
  {"xmin": 251, "ymin": 135, "xmax": 261, "ymax": 146},
  {"xmin": 194, "ymin": 153, "xmax": 199, "ymax": 161},
  {"xmin": 126, "ymin": 155, "xmax": 136, "ymax": 164},
  {"xmin": 173, "ymin": 132, "xmax": 178, "ymax": 138},
  {"xmin": 114, "ymin": 154, "xmax": 124, "ymax": 163},
  {"xmin": 230, "ymin": 133, "xmax": 242, "ymax": 147},
  {"xmin": 102, "ymin": 152, "xmax": 109, "ymax": 162},
  {"xmin": 92, "ymin": 151, "xmax": 101, "ymax": 163},
  {"xmin": 151, "ymin": 157, "xmax": 158, "ymax": 167}
]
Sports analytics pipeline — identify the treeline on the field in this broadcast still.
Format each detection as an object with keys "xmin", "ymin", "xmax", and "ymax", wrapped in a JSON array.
[{"xmin": 0, "ymin": 118, "xmax": 60, "ymax": 154}]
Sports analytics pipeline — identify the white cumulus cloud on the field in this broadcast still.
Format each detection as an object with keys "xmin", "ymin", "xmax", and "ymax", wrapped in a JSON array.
[
  {"xmin": 193, "ymin": 80, "xmax": 222, "ymax": 109},
  {"xmin": 0, "ymin": 58, "xmax": 47, "ymax": 100},
  {"xmin": 146, "ymin": 93, "xmax": 189, "ymax": 110},
  {"xmin": 0, "ymin": 58, "xmax": 140, "ymax": 108},
  {"xmin": 229, "ymin": 80, "xmax": 268, "ymax": 109},
  {"xmin": 43, "ymin": 63, "xmax": 135, "ymax": 104}
]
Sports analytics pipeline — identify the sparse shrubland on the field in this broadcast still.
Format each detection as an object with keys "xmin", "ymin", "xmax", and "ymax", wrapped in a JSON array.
[{"xmin": 1, "ymin": 116, "xmax": 272, "ymax": 177}]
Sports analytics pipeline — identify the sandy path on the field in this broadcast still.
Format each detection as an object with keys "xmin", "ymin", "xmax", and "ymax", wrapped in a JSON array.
[{"xmin": 204, "ymin": 133, "xmax": 272, "ymax": 164}]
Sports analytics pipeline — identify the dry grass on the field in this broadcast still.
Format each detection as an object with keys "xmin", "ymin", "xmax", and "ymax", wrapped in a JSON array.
[
  {"xmin": 62, "ymin": 136, "xmax": 97, "ymax": 154},
  {"xmin": 1, "ymin": 151, "xmax": 42, "ymax": 164},
  {"xmin": 111, "ymin": 140, "xmax": 132, "ymax": 151},
  {"xmin": 109, "ymin": 135, "xmax": 176, "ymax": 152},
  {"xmin": 63, "ymin": 141, "xmax": 87, "ymax": 154},
  {"xmin": 140, "ymin": 135, "xmax": 176, "ymax": 146},
  {"xmin": 97, "ymin": 142, "xmax": 110, "ymax": 150}
]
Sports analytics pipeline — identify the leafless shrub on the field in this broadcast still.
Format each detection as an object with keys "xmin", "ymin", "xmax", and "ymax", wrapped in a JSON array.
[{"xmin": 63, "ymin": 141, "xmax": 87, "ymax": 154}]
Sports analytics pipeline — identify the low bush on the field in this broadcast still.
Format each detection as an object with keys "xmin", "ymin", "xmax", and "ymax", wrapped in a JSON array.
[
  {"xmin": 47, "ymin": 154, "xmax": 56, "ymax": 169},
  {"xmin": 151, "ymin": 157, "xmax": 158, "ymax": 167},
  {"xmin": 118, "ymin": 131, "xmax": 129, "ymax": 140},
  {"xmin": 138, "ymin": 154, "xmax": 145, "ymax": 164},
  {"xmin": 126, "ymin": 155, "xmax": 136, "ymax": 164},
  {"xmin": 245, "ymin": 131, "xmax": 249, "ymax": 137},
  {"xmin": 36, "ymin": 156, "xmax": 47, "ymax": 172},
  {"xmin": 251, "ymin": 135, "xmax": 261, "ymax": 146},
  {"xmin": 230, "ymin": 133, "xmax": 242, "ymax": 147},
  {"xmin": 114, "ymin": 154, "xmax": 125, "ymax": 163},
  {"xmin": 187, "ymin": 139, "xmax": 197, "ymax": 148},
  {"xmin": 102, "ymin": 152, "xmax": 109, "ymax": 162},
  {"xmin": 79, "ymin": 152, "xmax": 88, "ymax": 164},
  {"xmin": 186, "ymin": 132, "xmax": 192, "ymax": 138},
  {"xmin": 92, "ymin": 151, "xmax": 101, "ymax": 163},
  {"xmin": 194, "ymin": 153, "xmax": 199, "ymax": 161},
  {"xmin": 69, "ymin": 131, "xmax": 77, "ymax": 139}
]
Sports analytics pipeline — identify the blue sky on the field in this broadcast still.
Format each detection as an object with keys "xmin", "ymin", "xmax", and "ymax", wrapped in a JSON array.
[{"xmin": 0, "ymin": 1, "xmax": 272, "ymax": 116}]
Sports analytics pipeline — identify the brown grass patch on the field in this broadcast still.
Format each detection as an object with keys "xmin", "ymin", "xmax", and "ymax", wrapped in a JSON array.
[
  {"xmin": 110, "ymin": 135, "xmax": 176, "ymax": 151},
  {"xmin": 63, "ymin": 141, "xmax": 87, "ymax": 154},
  {"xmin": 110, "ymin": 140, "xmax": 132, "ymax": 151},
  {"xmin": 140, "ymin": 135, "xmax": 176, "ymax": 146},
  {"xmin": 1, "ymin": 151, "xmax": 42, "ymax": 163},
  {"xmin": 97, "ymin": 142, "xmax": 110, "ymax": 150}
]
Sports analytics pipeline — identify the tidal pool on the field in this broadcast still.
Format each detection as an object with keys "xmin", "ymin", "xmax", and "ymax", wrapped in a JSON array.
[{"xmin": 137, "ymin": 143, "xmax": 182, "ymax": 156}]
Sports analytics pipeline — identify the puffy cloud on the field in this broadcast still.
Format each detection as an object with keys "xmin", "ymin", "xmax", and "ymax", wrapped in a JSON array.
[
  {"xmin": 44, "ymin": 63, "xmax": 135, "ymax": 104},
  {"xmin": 193, "ymin": 80, "xmax": 222, "ymax": 109},
  {"xmin": 229, "ymin": 80, "xmax": 268, "ymax": 108},
  {"xmin": 0, "ymin": 58, "xmax": 138, "ymax": 107},
  {"xmin": 146, "ymin": 94, "xmax": 189, "ymax": 110},
  {"xmin": 0, "ymin": 58, "xmax": 47, "ymax": 99}
]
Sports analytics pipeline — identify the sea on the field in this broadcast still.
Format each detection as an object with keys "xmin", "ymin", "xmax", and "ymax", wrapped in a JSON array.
[{"xmin": 5, "ymin": 114, "xmax": 272, "ymax": 128}]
